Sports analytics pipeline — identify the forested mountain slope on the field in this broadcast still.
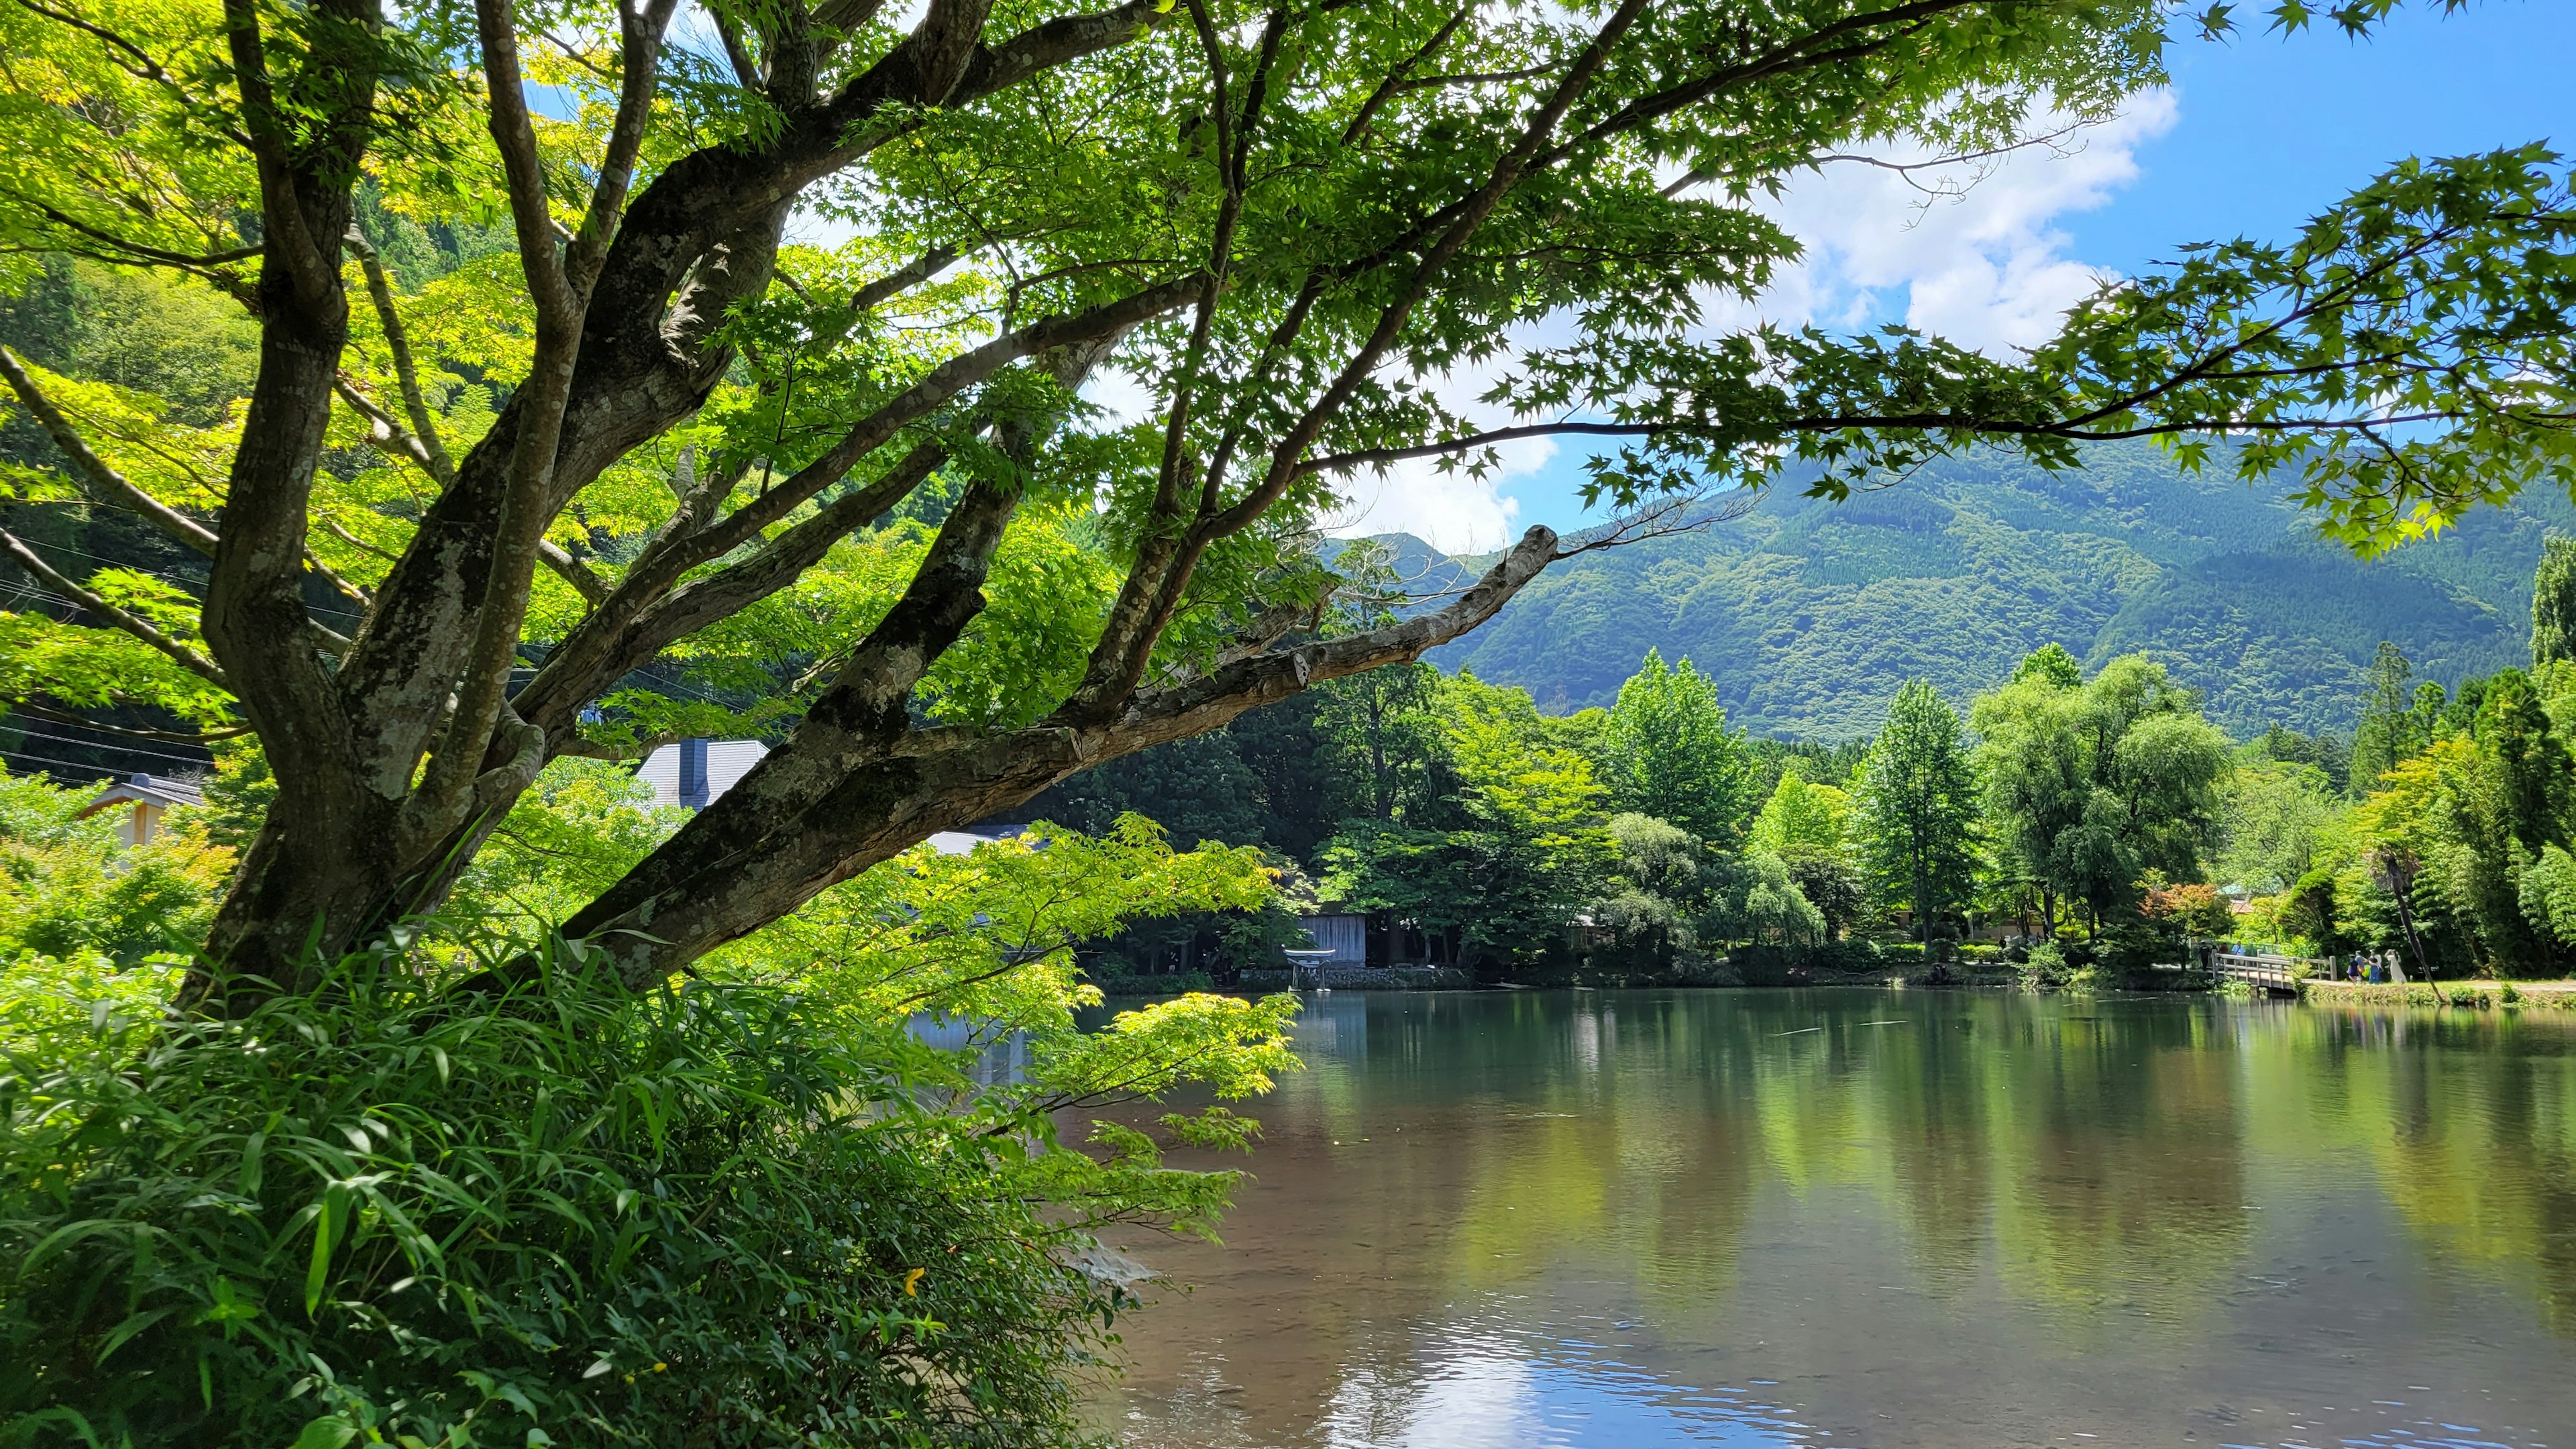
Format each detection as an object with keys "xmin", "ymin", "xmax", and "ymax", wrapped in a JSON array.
[{"xmin": 1417, "ymin": 442, "xmax": 2569, "ymax": 739}]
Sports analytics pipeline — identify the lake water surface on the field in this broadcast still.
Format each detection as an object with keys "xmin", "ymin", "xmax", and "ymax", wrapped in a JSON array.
[{"xmin": 1087, "ymin": 989, "xmax": 2576, "ymax": 1449}]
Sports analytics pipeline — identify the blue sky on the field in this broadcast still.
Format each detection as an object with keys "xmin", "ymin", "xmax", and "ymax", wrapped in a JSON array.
[{"xmin": 1338, "ymin": 1, "xmax": 2576, "ymax": 553}]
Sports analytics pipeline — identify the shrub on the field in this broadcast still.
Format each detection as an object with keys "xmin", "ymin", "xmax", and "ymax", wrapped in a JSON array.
[
  {"xmin": 0, "ymin": 770, "xmax": 233, "ymax": 968},
  {"xmin": 1, "ymin": 953, "xmax": 1136, "ymax": 1449},
  {"xmin": 2017, "ymin": 943, "xmax": 2096, "ymax": 991},
  {"xmin": 1085, "ymin": 967, "xmax": 1217, "ymax": 996}
]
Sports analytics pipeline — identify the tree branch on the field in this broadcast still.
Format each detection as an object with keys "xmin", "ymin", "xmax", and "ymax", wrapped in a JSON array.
[
  {"xmin": 0, "ymin": 345, "xmax": 221, "ymax": 557},
  {"xmin": 649, "ymin": 274, "xmax": 1203, "ymax": 579},
  {"xmin": 511, "ymin": 442, "xmax": 948, "ymax": 741},
  {"xmin": 341, "ymin": 228, "xmax": 456, "ymax": 484},
  {"xmin": 1064, "ymin": 0, "xmax": 1648, "ymax": 720},
  {"xmin": 0, "ymin": 525, "xmax": 233, "ymax": 689},
  {"xmin": 950, "ymin": 0, "xmax": 1175, "ymax": 105},
  {"xmin": 474, "ymin": 0, "xmax": 576, "ymax": 332},
  {"xmin": 220, "ymin": 0, "xmax": 334, "ymax": 307},
  {"xmin": 852, "ymin": 246, "xmax": 962, "ymax": 313},
  {"xmin": 564, "ymin": 0, "xmax": 683, "ymax": 300},
  {"xmin": 5, "ymin": 195, "xmax": 263, "ymax": 275}
]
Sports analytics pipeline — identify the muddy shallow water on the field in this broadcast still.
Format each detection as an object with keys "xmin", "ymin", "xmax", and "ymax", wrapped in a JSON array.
[{"xmin": 1084, "ymin": 988, "xmax": 2576, "ymax": 1449}]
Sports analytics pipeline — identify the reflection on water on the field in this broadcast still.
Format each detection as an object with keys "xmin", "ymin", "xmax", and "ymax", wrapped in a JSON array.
[
  {"xmin": 905, "ymin": 1011, "xmax": 1030, "ymax": 1088},
  {"xmin": 1089, "ymin": 989, "xmax": 2576, "ymax": 1449}
]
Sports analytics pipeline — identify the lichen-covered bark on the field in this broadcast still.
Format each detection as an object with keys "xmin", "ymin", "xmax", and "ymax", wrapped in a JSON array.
[{"xmin": 191, "ymin": 0, "xmax": 1186, "ymax": 998}]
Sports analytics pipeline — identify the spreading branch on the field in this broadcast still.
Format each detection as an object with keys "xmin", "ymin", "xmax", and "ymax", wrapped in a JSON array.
[
  {"xmin": 0, "ymin": 345, "xmax": 220, "ymax": 557},
  {"xmin": 0, "ymin": 525, "xmax": 232, "ymax": 689}
]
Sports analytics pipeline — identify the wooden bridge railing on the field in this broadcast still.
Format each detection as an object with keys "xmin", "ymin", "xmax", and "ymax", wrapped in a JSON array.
[{"xmin": 2211, "ymin": 951, "xmax": 2308, "ymax": 994}]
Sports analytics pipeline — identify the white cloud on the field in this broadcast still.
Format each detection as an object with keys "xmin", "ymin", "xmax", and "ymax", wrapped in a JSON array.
[
  {"xmin": 1752, "ymin": 91, "xmax": 2182, "ymax": 351},
  {"xmin": 1318, "ymin": 94, "xmax": 2182, "ymax": 549},
  {"xmin": 1322, "ymin": 440, "xmax": 1552, "ymax": 555}
]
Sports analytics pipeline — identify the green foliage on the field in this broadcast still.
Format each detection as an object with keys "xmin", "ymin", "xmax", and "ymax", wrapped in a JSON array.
[
  {"xmin": 2351, "ymin": 641, "xmax": 2422, "ymax": 790},
  {"xmin": 2247, "ymin": 722, "xmax": 2351, "ymax": 796},
  {"xmin": 2013, "ymin": 643, "xmax": 2085, "ymax": 690},
  {"xmin": 2518, "ymin": 841, "xmax": 2576, "ymax": 947},
  {"xmin": 0, "ymin": 788, "xmax": 1299, "ymax": 1446},
  {"xmin": 2532, "ymin": 535, "xmax": 2576, "ymax": 668},
  {"xmin": 2278, "ymin": 869, "xmax": 2344, "ymax": 953},
  {"xmin": 2017, "ymin": 941, "xmax": 2096, "ymax": 993},
  {"xmin": 734, "ymin": 814, "xmax": 1281, "ymax": 1032},
  {"xmin": 2218, "ymin": 759, "xmax": 2345, "ymax": 896},
  {"xmin": 0, "ymin": 954, "xmax": 1227, "ymax": 1449},
  {"xmin": 1856, "ymin": 680, "xmax": 1980, "ymax": 947},
  {"xmin": 1310, "ymin": 661, "xmax": 1450, "ymax": 827},
  {"xmin": 1708, "ymin": 851, "xmax": 1827, "ymax": 948},
  {"xmin": 1593, "ymin": 814, "xmax": 1705, "ymax": 962},
  {"xmin": 1748, "ymin": 767, "xmax": 1852, "ymax": 859},
  {"xmin": 0, "ymin": 768, "xmax": 231, "ymax": 967},
  {"xmin": 1974, "ymin": 653, "xmax": 2231, "ymax": 938},
  {"xmin": 1780, "ymin": 851, "xmax": 1869, "ymax": 942},
  {"xmin": 1603, "ymin": 650, "xmax": 1754, "ymax": 847}
]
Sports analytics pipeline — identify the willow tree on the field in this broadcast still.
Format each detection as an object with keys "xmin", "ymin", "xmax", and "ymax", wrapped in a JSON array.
[{"xmin": 1, "ymin": 0, "xmax": 2571, "ymax": 998}]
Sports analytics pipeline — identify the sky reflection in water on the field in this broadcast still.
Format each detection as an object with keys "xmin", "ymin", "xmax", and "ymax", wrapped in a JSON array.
[{"xmin": 1087, "ymin": 989, "xmax": 2576, "ymax": 1449}]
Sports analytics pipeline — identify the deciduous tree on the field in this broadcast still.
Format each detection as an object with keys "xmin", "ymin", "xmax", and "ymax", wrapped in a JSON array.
[
  {"xmin": 1, "ymin": 0, "xmax": 2569, "ymax": 999},
  {"xmin": 1605, "ymin": 648, "xmax": 1754, "ymax": 847},
  {"xmin": 1974, "ymin": 653, "xmax": 2231, "ymax": 938}
]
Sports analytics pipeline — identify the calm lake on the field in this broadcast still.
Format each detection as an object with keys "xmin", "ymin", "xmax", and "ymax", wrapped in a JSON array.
[{"xmin": 1085, "ymin": 988, "xmax": 2576, "ymax": 1449}]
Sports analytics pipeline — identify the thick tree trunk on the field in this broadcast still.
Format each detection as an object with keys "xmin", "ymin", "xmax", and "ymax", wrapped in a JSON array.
[{"xmin": 189, "ymin": 0, "xmax": 388, "ymax": 1004}]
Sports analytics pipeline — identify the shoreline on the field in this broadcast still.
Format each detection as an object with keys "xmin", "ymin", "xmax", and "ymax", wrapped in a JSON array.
[
  {"xmin": 2298, "ymin": 977, "xmax": 2576, "ymax": 1010},
  {"xmin": 1103, "ymin": 970, "xmax": 2576, "ymax": 1009}
]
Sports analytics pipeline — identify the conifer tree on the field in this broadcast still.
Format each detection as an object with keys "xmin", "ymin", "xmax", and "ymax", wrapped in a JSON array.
[
  {"xmin": 2351, "ymin": 642, "xmax": 2418, "ymax": 792},
  {"xmin": 1856, "ymin": 681, "xmax": 1980, "ymax": 950},
  {"xmin": 2533, "ymin": 536, "xmax": 2576, "ymax": 668}
]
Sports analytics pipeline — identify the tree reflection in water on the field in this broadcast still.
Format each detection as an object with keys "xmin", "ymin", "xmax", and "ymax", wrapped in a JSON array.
[{"xmin": 1087, "ymin": 989, "xmax": 2576, "ymax": 1449}]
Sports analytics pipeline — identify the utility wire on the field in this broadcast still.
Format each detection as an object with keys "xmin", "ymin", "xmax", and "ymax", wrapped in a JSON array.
[
  {"xmin": 0, "ymin": 747, "xmax": 156, "ymax": 780},
  {"xmin": 7, "ymin": 727, "xmax": 213, "ymax": 767},
  {"xmin": 9, "ymin": 533, "xmax": 364, "ymax": 623}
]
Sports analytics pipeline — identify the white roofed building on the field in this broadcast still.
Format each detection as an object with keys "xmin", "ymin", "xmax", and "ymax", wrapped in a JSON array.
[{"xmin": 635, "ymin": 739, "xmax": 769, "ymax": 810}]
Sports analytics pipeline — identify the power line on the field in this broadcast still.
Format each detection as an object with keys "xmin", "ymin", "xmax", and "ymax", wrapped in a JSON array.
[
  {"xmin": 0, "ymin": 747, "xmax": 160, "ymax": 781},
  {"xmin": 9, "ymin": 535, "xmax": 364, "ymax": 623},
  {"xmin": 0, "ymin": 574, "xmax": 93, "ymax": 606},
  {"xmin": 6, "ymin": 727, "xmax": 213, "ymax": 767},
  {"xmin": 25, "ymin": 539, "xmax": 209, "ymax": 588},
  {"xmin": 17, "ymin": 710, "xmax": 241, "ymax": 749}
]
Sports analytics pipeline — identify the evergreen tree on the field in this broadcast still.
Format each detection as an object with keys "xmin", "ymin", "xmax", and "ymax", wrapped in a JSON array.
[
  {"xmin": 2351, "ymin": 641, "xmax": 2416, "ymax": 791},
  {"xmin": 2534, "ymin": 536, "xmax": 2576, "ymax": 667},
  {"xmin": 1605, "ymin": 650, "xmax": 1754, "ymax": 848},
  {"xmin": 1856, "ymin": 681, "xmax": 1981, "ymax": 949},
  {"xmin": 2476, "ymin": 669, "xmax": 2571, "ymax": 853},
  {"xmin": 2251, "ymin": 722, "xmax": 2352, "ymax": 795}
]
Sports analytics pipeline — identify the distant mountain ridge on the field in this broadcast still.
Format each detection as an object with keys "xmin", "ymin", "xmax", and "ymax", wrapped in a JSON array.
[{"xmin": 1384, "ymin": 441, "xmax": 2569, "ymax": 739}]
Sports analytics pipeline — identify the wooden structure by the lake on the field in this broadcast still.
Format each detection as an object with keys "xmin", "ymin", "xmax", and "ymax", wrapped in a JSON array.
[{"xmin": 2211, "ymin": 951, "xmax": 2307, "ymax": 996}]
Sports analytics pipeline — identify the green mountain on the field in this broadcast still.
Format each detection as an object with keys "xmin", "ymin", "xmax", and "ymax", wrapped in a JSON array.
[{"xmin": 1415, "ymin": 441, "xmax": 2572, "ymax": 739}]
